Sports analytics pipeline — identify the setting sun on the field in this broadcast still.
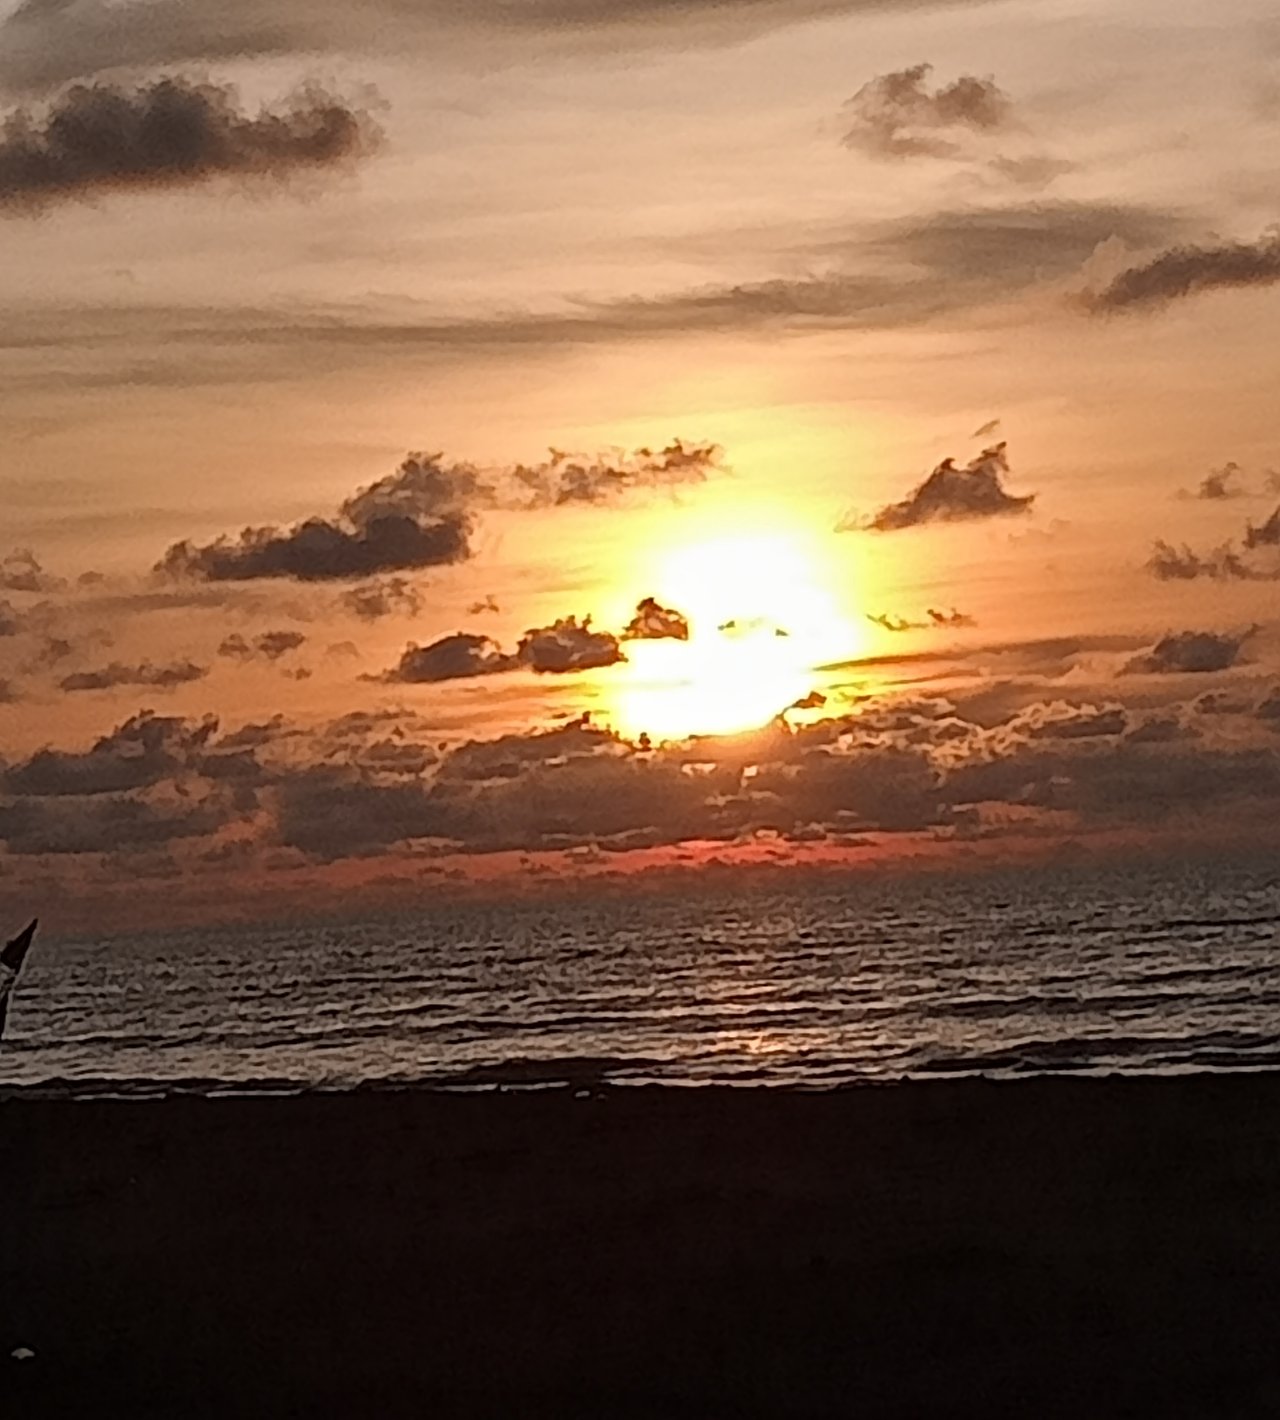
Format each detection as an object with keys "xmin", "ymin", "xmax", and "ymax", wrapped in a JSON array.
[{"xmin": 606, "ymin": 529, "xmax": 864, "ymax": 740}]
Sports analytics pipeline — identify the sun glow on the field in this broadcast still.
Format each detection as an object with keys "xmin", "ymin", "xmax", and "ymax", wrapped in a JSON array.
[{"xmin": 606, "ymin": 529, "xmax": 865, "ymax": 741}]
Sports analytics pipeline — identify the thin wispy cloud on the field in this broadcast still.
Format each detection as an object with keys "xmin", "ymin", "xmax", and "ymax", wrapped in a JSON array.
[
  {"xmin": 1085, "ymin": 232, "xmax": 1280, "ymax": 313},
  {"xmin": 841, "ymin": 63, "xmax": 1011, "ymax": 159},
  {"xmin": 0, "ymin": 0, "xmax": 995, "ymax": 92},
  {"xmin": 59, "ymin": 658, "xmax": 209, "ymax": 692}
]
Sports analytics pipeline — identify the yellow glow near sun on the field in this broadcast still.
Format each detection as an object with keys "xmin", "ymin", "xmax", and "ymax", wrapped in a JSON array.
[{"xmin": 605, "ymin": 528, "xmax": 866, "ymax": 741}]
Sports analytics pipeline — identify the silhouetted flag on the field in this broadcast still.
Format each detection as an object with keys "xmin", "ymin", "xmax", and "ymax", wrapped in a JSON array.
[{"xmin": 0, "ymin": 918, "xmax": 37, "ymax": 1038}]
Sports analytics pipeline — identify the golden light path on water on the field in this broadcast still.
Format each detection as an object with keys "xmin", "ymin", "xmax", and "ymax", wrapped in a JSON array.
[{"xmin": 604, "ymin": 529, "xmax": 867, "ymax": 741}]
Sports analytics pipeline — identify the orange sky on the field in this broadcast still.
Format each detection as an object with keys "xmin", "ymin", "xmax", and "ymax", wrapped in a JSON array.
[{"xmin": 1, "ymin": 0, "xmax": 1279, "ymax": 927}]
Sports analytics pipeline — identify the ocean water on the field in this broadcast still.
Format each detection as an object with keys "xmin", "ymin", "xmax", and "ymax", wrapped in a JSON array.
[{"xmin": 3, "ymin": 858, "xmax": 1279, "ymax": 1095}]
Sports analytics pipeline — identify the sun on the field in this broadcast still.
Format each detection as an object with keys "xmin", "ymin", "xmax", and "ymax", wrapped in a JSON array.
[{"xmin": 604, "ymin": 528, "xmax": 865, "ymax": 741}]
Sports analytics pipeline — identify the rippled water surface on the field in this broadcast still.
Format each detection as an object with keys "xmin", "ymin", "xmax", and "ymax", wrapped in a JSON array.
[{"xmin": 4, "ymin": 859, "xmax": 1280, "ymax": 1093}]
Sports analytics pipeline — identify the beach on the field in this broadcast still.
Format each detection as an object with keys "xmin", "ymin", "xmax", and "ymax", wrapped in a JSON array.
[{"xmin": 4, "ymin": 1073, "xmax": 1280, "ymax": 1417}]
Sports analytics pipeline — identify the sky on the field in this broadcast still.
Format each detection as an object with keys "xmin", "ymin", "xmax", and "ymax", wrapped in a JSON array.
[{"xmin": 1, "ymin": 0, "xmax": 1279, "ymax": 930}]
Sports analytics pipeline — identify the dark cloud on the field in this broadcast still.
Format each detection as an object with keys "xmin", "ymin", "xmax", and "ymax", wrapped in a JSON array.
[
  {"xmin": 382, "ymin": 608, "xmax": 631, "ymax": 684},
  {"xmin": 867, "ymin": 612, "xmax": 925, "ymax": 632},
  {"xmin": 0, "ymin": 599, "xmax": 21, "ymax": 636},
  {"xmin": 867, "ymin": 607, "xmax": 975, "ymax": 632},
  {"xmin": 928, "ymin": 607, "xmax": 976, "ymax": 628},
  {"xmin": 273, "ymin": 769, "xmax": 450, "ymax": 860},
  {"xmin": 0, "ymin": 0, "xmax": 984, "ymax": 93},
  {"xmin": 517, "ymin": 616, "xmax": 624, "ymax": 674},
  {"xmin": 6, "ymin": 680, "xmax": 1280, "ymax": 873},
  {"xmin": 0, "ymin": 678, "xmax": 20, "ymax": 703},
  {"xmin": 944, "ymin": 734, "xmax": 1280, "ymax": 826},
  {"xmin": 158, "ymin": 456, "xmax": 477, "ymax": 584},
  {"xmin": 1195, "ymin": 690, "xmax": 1252, "ymax": 717},
  {"xmin": 0, "ymin": 77, "xmax": 379, "ymax": 212},
  {"xmin": 1124, "ymin": 714, "xmax": 1196, "ymax": 746},
  {"xmin": 1147, "ymin": 540, "xmax": 1260, "ymax": 582},
  {"xmin": 339, "ymin": 577, "xmax": 424, "ymax": 622},
  {"xmin": 1085, "ymin": 232, "xmax": 1280, "ymax": 313},
  {"xmin": 1244, "ymin": 506, "xmax": 1280, "ymax": 551},
  {"xmin": 0, "ymin": 548, "xmax": 62, "ymax": 593},
  {"xmin": 1011, "ymin": 702, "xmax": 1129, "ymax": 740},
  {"xmin": 383, "ymin": 633, "xmax": 516, "ymax": 685},
  {"xmin": 160, "ymin": 442, "xmax": 717, "ymax": 584},
  {"xmin": 1147, "ymin": 502, "xmax": 1280, "ymax": 580},
  {"xmin": 1191, "ymin": 463, "xmax": 1243, "ymax": 501},
  {"xmin": 218, "ymin": 629, "xmax": 307, "ymax": 663},
  {"xmin": 1123, "ymin": 629, "xmax": 1257, "ymax": 677},
  {"xmin": 621, "ymin": 597, "xmax": 691, "ymax": 642},
  {"xmin": 59, "ymin": 658, "xmax": 209, "ymax": 692},
  {"xmin": 849, "ymin": 442, "xmax": 1034, "ymax": 533},
  {"xmin": 1257, "ymin": 687, "xmax": 1280, "ymax": 726},
  {"xmin": 842, "ymin": 63, "xmax": 1011, "ymax": 160},
  {"xmin": 467, "ymin": 595, "xmax": 500, "ymax": 616},
  {"xmin": 0, "ymin": 792, "xmax": 228, "ymax": 855},
  {"xmin": 2, "ymin": 711, "xmax": 217, "ymax": 796}
]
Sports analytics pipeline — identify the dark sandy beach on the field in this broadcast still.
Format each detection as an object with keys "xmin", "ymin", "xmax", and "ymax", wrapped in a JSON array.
[{"xmin": 4, "ymin": 1073, "xmax": 1280, "ymax": 1418}]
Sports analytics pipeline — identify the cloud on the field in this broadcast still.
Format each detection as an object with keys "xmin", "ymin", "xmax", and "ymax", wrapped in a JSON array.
[
  {"xmin": 59, "ymin": 658, "xmax": 209, "ymax": 692},
  {"xmin": 504, "ymin": 441, "xmax": 722, "ymax": 508},
  {"xmin": 158, "ymin": 455, "xmax": 477, "ymax": 584},
  {"xmin": 160, "ymin": 442, "xmax": 718, "ymax": 584},
  {"xmin": 218, "ymin": 629, "xmax": 307, "ymax": 663},
  {"xmin": 1147, "ymin": 506, "xmax": 1280, "ymax": 582},
  {"xmin": 849, "ymin": 442, "xmax": 1034, "ymax": 533},
  {"xmin": 621, "ymin": 597, "xmax": 690, "ymax": 642},
  {"xmin": 1245, "ymin": 506, "xmax": 1280, "ymax": 550},
  {"xmin": 467, "ymin": 595, "xmax": 500, "ymax": 616},
  {"xmin": 272, "ymin": 769, "xmax": 451, "ymax": 860},
  {"xmin": 928, "ymin": 607, "xmax": 976, "ymax": 628},
  {"xmin": 517, "ymin": 616, "xmax": 624, "ymax": 674},
  {"xmin": 1257, "ymin": 687, "xmax": 1280, "ymax": 727},
  {"xmin": 1123, "ymin": 629, "xmax": 1257, "ymax": 676},
  {"xmin": 866, "ymin": 612, "xmax": 926, "ymax": 632},
  {"xmin": 0, "ymin": 77, "xmax": 379, "ymax": 212},
  {"xmin": 0, "ymin": 599, "xmax": 21, "ymax": 636},
  {"xmin": 1192, "ymin": 463, "xmax": 1243, "ymax": 501},
  {"xmin": 3, "ymin": 711, "xmax": 217, "ymax": 796},
  {"xmin": 381, "ymin": 609, "xmax": 629, "ymax": 684},
  {"xmin": 339, "ymin": 577, "xmax": 424, "ymax": 621},
  {"xmin": 0, "ymin": 0, "xmax": 988, "ymax": 93},
  {"xmin": 0, "ymin": 792, "xmax": 228, "ymax": 855},
  {"xmin": 1084, "ymin": 231, "xmax": 1280, "ymax": 313},
  {"xmin": 4, "ymin": 205, "xmax": 1181, "ymax": 393},
  {"xmin": 1147, "ymin": 540, "xmax": 1263, "ymax": 582},
  {"xmin": 1009, "ymin": 701, "xmax": 1129, "ymax": 740},
  {"xmin": 866, "ymin": 607, "xmax": 975, "ymax": 632},
  {"xmin": 0, "ymin": 548, "xmax": 63, "ymax": 593},
  {"xmin": 842, "ymin": 63, "xmax": 1011, "ymax": 160},
  {"xmin": 383, "ymin": 633, "xmax": 516, "ymax": 685}
]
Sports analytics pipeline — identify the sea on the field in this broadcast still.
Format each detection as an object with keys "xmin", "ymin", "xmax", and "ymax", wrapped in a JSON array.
[{"xmin": 3, "ymin": 856, "xmax": 1279, "ymax": 1095}]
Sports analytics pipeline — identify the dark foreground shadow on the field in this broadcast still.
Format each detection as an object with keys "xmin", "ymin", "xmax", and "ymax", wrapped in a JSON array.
[{"xmin": 3, "ymin": 1074, "xmax": 1280, "ymax": 1418}]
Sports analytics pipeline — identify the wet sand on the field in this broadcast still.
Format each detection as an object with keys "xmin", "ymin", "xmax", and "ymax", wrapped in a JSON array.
[{"xmin": 4, "ymin": 1074, "xmax": 1280, "ymax": 1418}]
